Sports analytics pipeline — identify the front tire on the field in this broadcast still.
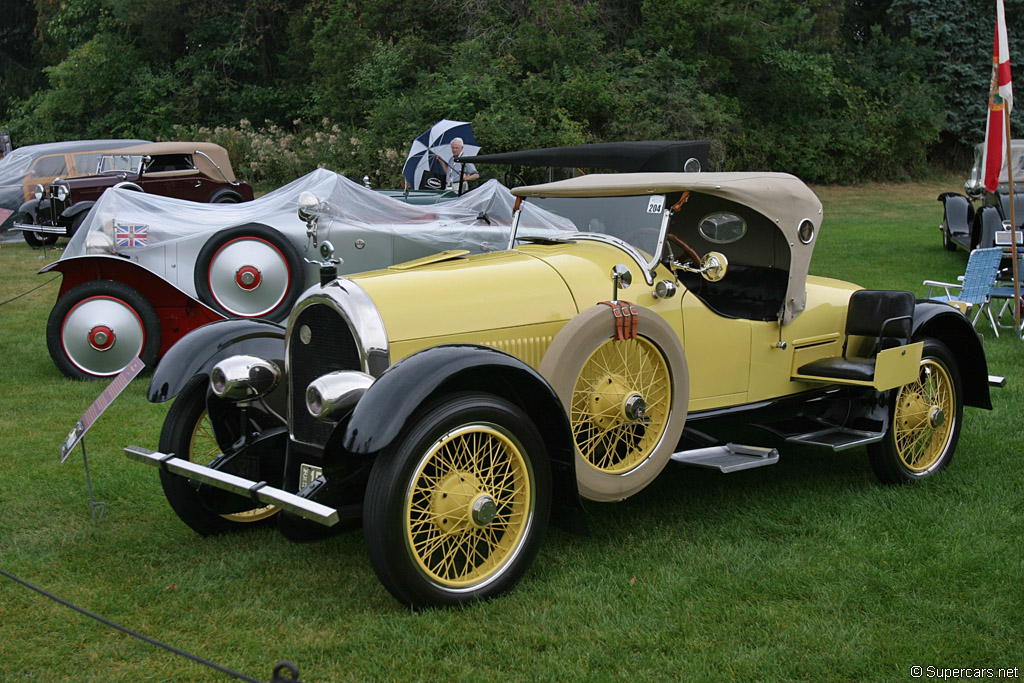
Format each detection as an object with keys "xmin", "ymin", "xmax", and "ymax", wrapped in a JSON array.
[
  {"xmin": 363, "ymin": 392, "xmax": 551, "ymax": 608},
  {"xmin": 21, "ymin": 214, "xmax": 58, "ymax": 247},
  {"xmin": 158, "ymin": 376, "xmax": 279, "ymax": 535},
  {"xmin": 867, "ymin": 339, "xmax": 963, "ymax": 484},
  {"xmin": 46, "ymin": 280, "xmax": 161, "ymax": 380}
]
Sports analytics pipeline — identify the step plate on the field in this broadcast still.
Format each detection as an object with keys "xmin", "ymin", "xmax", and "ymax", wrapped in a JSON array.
[
  {"xmin": 671, "ymin": 444, "xmax": 779, "ymax": 473},
  {"xmin": 785, "ymin": 427, "xmax": 884, "ymax": 451}
]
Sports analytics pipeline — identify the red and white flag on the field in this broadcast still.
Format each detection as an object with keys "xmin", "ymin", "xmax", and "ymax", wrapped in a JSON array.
[{"xmin": 984, "ymin": 0, "xmax": 1014, "ymax": 193}]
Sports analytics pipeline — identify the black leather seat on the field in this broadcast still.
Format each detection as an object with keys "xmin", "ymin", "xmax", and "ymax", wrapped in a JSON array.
[{"xmin": 798, "ymin": 290, "xmax": 915, "ymax": 382}]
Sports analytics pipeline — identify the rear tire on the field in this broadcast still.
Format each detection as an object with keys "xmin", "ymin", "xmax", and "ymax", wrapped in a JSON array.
[
  {"xmin": 364, "ymin": 392, "xmax": 550, "ymax": 608},
  {"xmin": 46, "ymin": 280, "xmax": 160, "ymax": 380},
  {"xmin": 867, "ymin": 339, "xmax": 963, "ymax": 484}
]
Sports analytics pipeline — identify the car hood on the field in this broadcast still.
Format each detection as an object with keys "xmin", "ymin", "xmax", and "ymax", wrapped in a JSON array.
[{"xmin": 350, "ymin": 249, "xmax": 578, "ymax": 343}]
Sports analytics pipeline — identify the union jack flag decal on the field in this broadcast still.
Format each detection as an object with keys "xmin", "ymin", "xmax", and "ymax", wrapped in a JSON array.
[{"xmin": 115, "ymin": 223, "xmax": 148, "ymax": 247}]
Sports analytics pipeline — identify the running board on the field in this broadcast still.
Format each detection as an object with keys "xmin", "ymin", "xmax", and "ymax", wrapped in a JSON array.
[
  {"xmin": 125, "ymin": 445, "xmax": 339, "ymax": 526},
  {"xmin": 671, "ymin": 444, "xmax": 779, "ymax": 473},
  {"xmin": 784, "ymin": 427, "xmax": 884, "ymax": 451}
]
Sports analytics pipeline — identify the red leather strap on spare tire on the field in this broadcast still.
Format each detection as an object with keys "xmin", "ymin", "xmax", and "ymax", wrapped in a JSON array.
[{"xmin": 598, "ymin": 300, "xmax": 639, "ymax": 340}]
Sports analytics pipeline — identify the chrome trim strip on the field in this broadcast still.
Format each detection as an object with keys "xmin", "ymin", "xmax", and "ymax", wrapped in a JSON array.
[
  {"xmin": 193, "ymin": 148, "xmax": 242, "ymax": 186},
  {"xmin": 286, "ymin": 278, "xmax": 390, "ymax": 379},
  {"xmin": 572, "ymin": 233, "xmax": 657, "ymax": 285},
  {"xmin": 125, "ymin": 445, "xmax": 339, "ymax": 526}
]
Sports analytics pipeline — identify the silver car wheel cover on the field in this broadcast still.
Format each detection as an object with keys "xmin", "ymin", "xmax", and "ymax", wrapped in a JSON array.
[
  {"xmin": 61, "ymin": 296, "xmax": 146, "ymax": 376},
  {"xmin": 207, "ymin": 237, "xmax": 291, "ymax": 317}
]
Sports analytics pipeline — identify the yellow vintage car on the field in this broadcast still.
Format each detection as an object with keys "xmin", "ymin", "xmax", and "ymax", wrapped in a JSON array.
[{"xmin": 127, "ymin": 171, "xmax": 994, "ymax": 608}]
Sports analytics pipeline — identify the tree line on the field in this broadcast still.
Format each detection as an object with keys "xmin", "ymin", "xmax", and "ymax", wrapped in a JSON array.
[{"xmin": 1, "ymin": 0, "xmax": 1020, "ymax": 187}]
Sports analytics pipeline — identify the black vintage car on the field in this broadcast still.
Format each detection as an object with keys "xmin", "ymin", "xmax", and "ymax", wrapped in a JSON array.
[{"xmin": 939, "ymin": 140, "xmax": 1024, "ymax": 252}]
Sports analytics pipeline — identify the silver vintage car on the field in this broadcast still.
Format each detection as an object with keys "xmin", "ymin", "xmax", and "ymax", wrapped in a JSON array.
[{"xmin": 41, "ymin": 168, "xmax": 572, "ymax": 379}]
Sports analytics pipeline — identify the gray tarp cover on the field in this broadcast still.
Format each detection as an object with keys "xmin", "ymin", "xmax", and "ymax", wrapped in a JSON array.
[
  {"xmin": 64, "ymin": 168, "xmax": 577, "ymax": 259},
  {"xmin": 0, "ymin": 139, "xmax": 149, "ymax": 211}
]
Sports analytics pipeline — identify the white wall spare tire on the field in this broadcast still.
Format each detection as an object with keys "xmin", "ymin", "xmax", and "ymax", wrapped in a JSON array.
[{"xmin": 539, "ymin": 303, "xmax": 688, "ymax": 502}]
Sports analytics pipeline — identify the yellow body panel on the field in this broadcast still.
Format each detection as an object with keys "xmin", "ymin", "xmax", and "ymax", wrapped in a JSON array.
[
  {"xmin": 352, "ymin": 243, "xmax": 878, "ymax": 413},
  {"xmin": 352, "ymin": 250, "xmax": 578, "ymax": 356}
]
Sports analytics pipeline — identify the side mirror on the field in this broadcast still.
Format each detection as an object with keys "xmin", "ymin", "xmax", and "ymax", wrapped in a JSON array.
[{"xmin": 699, "ymin": 251, "xmax": 728, "ymax": 282}]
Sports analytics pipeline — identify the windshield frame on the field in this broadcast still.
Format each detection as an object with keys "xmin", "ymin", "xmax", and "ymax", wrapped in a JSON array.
[{"xmin": 509, "ymin": 194, "xmax": 672, "ymax": 284}]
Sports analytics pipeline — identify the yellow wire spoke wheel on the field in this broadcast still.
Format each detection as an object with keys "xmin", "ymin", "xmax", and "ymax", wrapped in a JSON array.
[
  {"xmin": 187, "ymin": 409, "xmax": 279, "ymax": 523},
  {"xmin": 540, "ymin": 304, "xmax": 688, "ymax": 502},
  {"xmin": 159, "ymin": 376, "xmax": 281, "ymax": 534},
  {"xmin": 405, "ymin": 423, "xmax": 533, "ymax": 588},
  {"xmin": 364, "ymin": 392, "xmax": 550, "ymax": 608},
  {"xmin": 570, "ymin": 336, "xmax": 671, "ymax": 474},
  {"xmin": 868, "ymin": 339, "xmax": 963, "ymax": 484},
  {"xmin": 892, "ymin": 360, "xmax": 955, "ymax": 472}
]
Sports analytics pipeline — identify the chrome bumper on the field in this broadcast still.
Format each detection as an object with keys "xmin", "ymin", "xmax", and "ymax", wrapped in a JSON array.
[
  {"xmin": 125, "ymin": 445, "xmax": 339, "ymax": 526},
  {"xmin": 11, "ymin": 222, "xmax": 65, "ymax": 234}
]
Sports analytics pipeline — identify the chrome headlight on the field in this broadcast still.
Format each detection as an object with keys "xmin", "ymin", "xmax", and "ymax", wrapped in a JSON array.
[
  {"xmin": 34, "ymin": 184, "xmax": 45, "ymax": 200},
  {"xmin": 306, "ymin": 371, "xmax": 374, "ymax": 422},
  {"xmin": 210, "ymin": 355, "xmax": 281, "ymax": 402},
  {"xmin": 56, "ymin": 184, "xmax": 70, "ymax": 202}
]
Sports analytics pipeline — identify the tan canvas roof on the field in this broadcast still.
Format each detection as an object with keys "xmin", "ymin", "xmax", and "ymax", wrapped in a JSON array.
[
  {"xmin": 105, "ymin": 142, "xmax": 237, "ymax": 181},
  {"xmin": 513, "ymin": 172, "xmax": 824, "ymax": 324}
]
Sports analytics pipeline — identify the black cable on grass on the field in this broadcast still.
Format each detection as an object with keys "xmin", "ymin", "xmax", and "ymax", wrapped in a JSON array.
[
  {"xmin": 0, "ymin": 567, "xmax": 301, "ymax": 682},
  {"xmin": 0, "ymin": 275, "xmax": 59, "ymax": 307}
]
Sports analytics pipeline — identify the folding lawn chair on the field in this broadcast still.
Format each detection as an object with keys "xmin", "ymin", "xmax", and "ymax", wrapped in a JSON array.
[
  {"xmin": 923, "ymin": 247, "xmax": 1004, "ymax": 336},
  {"xmin": 990, "ymin": 253, "xmax": 1024, "ymax": 337}
]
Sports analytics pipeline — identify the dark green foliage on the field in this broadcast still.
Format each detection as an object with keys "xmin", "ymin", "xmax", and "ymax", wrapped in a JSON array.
[{"xmin": 0, "ymin": 0, "xmax": 1016, "ymax": 183}]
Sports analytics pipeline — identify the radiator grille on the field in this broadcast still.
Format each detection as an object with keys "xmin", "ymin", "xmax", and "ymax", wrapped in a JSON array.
[{"xmin": 289, "ymin": 303, "xmax": 361, "ymax": 447}]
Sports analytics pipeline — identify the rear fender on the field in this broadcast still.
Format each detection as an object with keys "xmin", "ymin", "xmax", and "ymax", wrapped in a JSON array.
[
  {"xmin": 148, "ymin": 317, "xmax": 286, "ymax": 404},
  {"xmin": 912, "ymin": 300, "xmax": 991, "ymax": 410},
  {"xmin": 41, "ymin": 255, "xmax": 224, "ymax": 358},
  {"xmin": 342, "ymin": 344, "xmax": 587, "ymax": 534}
]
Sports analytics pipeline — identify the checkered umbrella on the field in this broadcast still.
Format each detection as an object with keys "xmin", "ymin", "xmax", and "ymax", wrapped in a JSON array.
[{"xmin": 402, "ymin": 120, "xmax": 480, "ymax": 190}]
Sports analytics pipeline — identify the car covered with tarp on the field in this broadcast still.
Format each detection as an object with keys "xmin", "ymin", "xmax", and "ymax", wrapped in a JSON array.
[
  {"xmin": 0, "ymin": 139, "xmax": 149, "ymax": 233},
  {"xmin": 41, "ymin": 168, "xmax": 573, "ymax": 379}
]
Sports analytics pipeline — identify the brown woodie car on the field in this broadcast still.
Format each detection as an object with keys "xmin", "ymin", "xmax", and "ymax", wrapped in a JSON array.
[{"xmin": 14, "ymin": 142, "xmax": 254, "ymax": 247}]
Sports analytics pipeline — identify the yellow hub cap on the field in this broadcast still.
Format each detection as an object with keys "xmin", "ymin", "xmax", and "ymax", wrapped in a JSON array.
[
  {"xmin": 894, "ymin": 359, "xmax": 955, "ymax": 472},
  {"xmin": 571, "ymin": 336, "xmax": 671, "ymax": 474},
  {"xmin": 188, "ymin": 409, "xmax": 278, "ymax": 522},
  {"xmin": 405, "ymin": 424, "xmax": 533, "ymax": 588}
]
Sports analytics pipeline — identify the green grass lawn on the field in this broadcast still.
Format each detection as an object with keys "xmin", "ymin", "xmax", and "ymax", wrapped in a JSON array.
[{"xmin": 0, "ymin": 176, "xmax": 1021, "ymax": 681}]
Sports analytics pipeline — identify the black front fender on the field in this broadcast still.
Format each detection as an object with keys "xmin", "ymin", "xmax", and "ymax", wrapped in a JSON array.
[
  {"xmin": 15, "ymin": 197, "xmax": 44, "ymax": 222},
  {"xmin": 148, "ymin": 318, "xmax": 286, "ymax": 403},
  {"xmin": 938, "ymin": 192, "xmax": 973, "ymax": 236},
  {"xmin": 343, "ymin": 344, "xmax": 587, "ymax": 534},
  {"xmin": 913, "ymin": 300, "xmax": 991, "ymax": 410},
  {"xmin": 62, "ymin": 200, "xmax": 95, "ymax": 220}
]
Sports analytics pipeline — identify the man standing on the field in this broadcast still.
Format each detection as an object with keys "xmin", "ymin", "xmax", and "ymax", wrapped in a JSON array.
[{"xmin": 441, "ymin": 137, "xmax": 480, "ymax": 193}]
